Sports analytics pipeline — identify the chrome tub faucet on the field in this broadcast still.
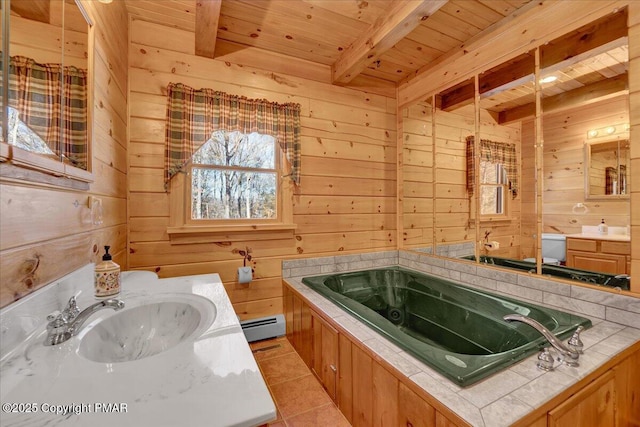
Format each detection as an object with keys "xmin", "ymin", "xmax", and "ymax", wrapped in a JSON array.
[
  {"xmin": 503, "ymin": 313, "xmax": 583, "ymax": 368},
  {"xmin": 45, "ymin": 296, "xmax": 124, "ymax": 346}
]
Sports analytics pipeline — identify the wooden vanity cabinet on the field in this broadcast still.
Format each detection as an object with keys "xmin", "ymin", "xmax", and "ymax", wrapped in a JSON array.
[
  {"xmin": 520, "ymin": 347, "xmax": 640, "ymax": 427},
  {"xmin": 284, "ymin": 283, "xmax": 468, "ymax": 427},
  {"xmin": 547, "ymin": 370, "xmax": 615, "ymax": 427},
  {"xmin": 565, "ymin": 237, "xmax": 630, "ymax": 275},
  {"xmin": 284, "ymin": 286, "xmax": 338, "ymax": 400},
  {"xmin": 284, "ymin": 282, "xmax": 640, "ymax": 427},
  {"xmin": 311, "ymin": 310, "xmax": 339, "ymax": 401}
]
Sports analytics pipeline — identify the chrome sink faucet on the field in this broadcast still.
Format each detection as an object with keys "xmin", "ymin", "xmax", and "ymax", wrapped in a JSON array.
[
  {"xmin": 45, "ymin": 296, "xmax": 124, "ymax": 346},
  {"xmin": 503, "ymin": 314, "xmax": 583, "ymax": 367}
]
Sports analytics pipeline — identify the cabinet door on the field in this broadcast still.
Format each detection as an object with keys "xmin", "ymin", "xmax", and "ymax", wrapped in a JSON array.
[
  {"xmin": 398, "ymin": 382, "xmax": 436, "ymax": 427},
  {"xmin": 352, "ymin": 344, "xmax": 373, "ymax": 427},
  {"xmin": 300, "ymin": 302, "xmax": 313, "ymax": 368},
  {"xmin": 311, "ymin": 310, "xmax": 339, "ymax": 402},
  {"xmin": 548, "ymin": 370, "xmax": 615, "ymax": 427},
  {"xmin": 293, "ymin": 293, "xmax": 303, "ymax": 351},
  {"xmin": 566, "ymin": 250, "xmax": 627, "ymax": 274},
  {"xmin": 284, "ymin": 285, "xmax": 294, "ymax": 342},
  {"xmin": 372, "ymin": 363, "xmax": 399, "ymax": 427},
  {"xmin": 338, "ymin": 334, "xmax": 353, "ymax": 423}
]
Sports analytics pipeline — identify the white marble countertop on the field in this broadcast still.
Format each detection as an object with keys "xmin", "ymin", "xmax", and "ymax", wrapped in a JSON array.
[
  {"xmin": 565, "ymin": 233, "xmax": 630, "ymax": 242},
  {"xmin": 0, "ymin": 266, "xmax": 276, "ymax": 427},
  {"xmin": 283, "ymin": 276, "xmax": 640, "ymax": 427}
]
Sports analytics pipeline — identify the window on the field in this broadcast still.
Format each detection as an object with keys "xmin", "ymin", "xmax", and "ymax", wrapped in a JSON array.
[
  {"xmin": 189, "ymin": 131, "xmax": 278, "ymax": 222},
  {"xmin": 479, "ymin": 160, "xmax": 507, "ymax": 216},
  {"xmin": 163, "ymin": 84, "xmax": 300, "ymax": 240},
  {"xmin": 466, "ymin": 136, "xmax": 517, "ymax": 222},
  {"xmin": 167, "ymin": 130, "xmax": 295, "ymax": 242}
]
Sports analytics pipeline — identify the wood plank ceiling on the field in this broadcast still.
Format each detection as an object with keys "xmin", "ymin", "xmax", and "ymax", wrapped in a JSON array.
[
  {"xmin": 124, "ymin": 0, "xmax": 627, "ymax": 113},
  {"xmin": 124, "ymin": 0, "xmax": 532, "ymax": 85}
]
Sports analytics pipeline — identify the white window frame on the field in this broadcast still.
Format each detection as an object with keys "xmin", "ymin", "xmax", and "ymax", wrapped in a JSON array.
[
  {"xmin": 167, "ymin": 131, "xmax": 295, "ymax": 243},
  {"xmin": 470, "ymin": 160, "xmax": 511, "ymax": 223}
]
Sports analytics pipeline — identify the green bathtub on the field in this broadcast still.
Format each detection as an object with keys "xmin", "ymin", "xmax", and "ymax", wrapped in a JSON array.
[{"xmin": 302, "ymin": 267, "xmax": 591, "ymax": 387}]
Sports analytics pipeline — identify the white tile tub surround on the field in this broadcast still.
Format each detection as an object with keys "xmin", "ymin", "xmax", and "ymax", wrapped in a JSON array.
[
  {"xmin": 283, "ymin": 250, "xmax": 640, "ymax": 427},
  {"xmin": 399, "ymin": 250, "xmax": 639, "ymax": 327},
  {"xmin": 1, "ymin": 265, "xmax": 276, "ymax": 427}
]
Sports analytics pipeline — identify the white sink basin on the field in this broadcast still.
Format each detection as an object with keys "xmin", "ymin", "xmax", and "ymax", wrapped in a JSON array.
[
  {"xmin": 78, "ymin": 294, "xmax": 216, "ymax": 363},
  {"xmin": 1, "ymin": 269, "xmax": 276, "ymax": 427}
]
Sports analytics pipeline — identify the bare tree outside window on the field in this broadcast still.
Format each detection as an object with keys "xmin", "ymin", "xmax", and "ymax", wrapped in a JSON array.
[
  {"xmin": 480, "ymin": 160, "xmax": 506, "ymax": 215},
  {"xmin": 190, "ymin": 131, "xmax": 277, "ymax": 220}
]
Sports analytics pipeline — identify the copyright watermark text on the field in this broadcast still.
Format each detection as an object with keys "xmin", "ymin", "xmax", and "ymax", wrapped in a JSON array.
[{"xmin": 2, "ymin": 402, "xmax": 128, "ymax": 415}]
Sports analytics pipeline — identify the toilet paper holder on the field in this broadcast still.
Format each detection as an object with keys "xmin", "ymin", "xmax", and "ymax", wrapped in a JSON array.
[
  {"xmin": 238, "ymin": 266, "xmax": 253, "ymax": 284},
  {"xmin": 237, "ymin": 247, "xmax": 254, "ymax": 284},
  {"xmin": 484, "ymin": 241, "xmax": 500, "ymax": 250}
]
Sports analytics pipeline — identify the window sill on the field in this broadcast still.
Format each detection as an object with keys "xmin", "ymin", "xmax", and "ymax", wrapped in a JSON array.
[
  {"xmin": 469, "ymin": 217, "xmax": 514, "ymax": 225},
  {"xmin": 0, "ymin": 143, "xmax": 92, "ymax": 190},
  {"xmin": 167, "ymin": 223, "xmax": 297, "ymax": 244}
]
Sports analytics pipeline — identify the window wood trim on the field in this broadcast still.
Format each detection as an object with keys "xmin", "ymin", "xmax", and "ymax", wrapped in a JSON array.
[
  {"xmin": 167, "ymin": 146, "xmax": 295, "ymax": 244},
  {"xmin": 469, "ymin": 183, "xmax": 513, "ymax": 224},
  {"xmin": 0, "ymin": 143, "xmax": 92, "ymax": 190}
]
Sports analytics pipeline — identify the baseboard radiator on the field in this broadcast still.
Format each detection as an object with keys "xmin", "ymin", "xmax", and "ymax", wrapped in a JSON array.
[{"xmin": 240, "ymin": 314, "xmax": 286, "ymax": 342}]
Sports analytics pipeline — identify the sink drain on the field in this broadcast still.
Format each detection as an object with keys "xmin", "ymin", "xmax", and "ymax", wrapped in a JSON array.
[{"xmin": 388, "ymin": 308, "xmax": 404, "ymax": 325}]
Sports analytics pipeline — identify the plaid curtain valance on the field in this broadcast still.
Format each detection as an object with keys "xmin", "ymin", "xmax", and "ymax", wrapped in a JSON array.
[
  {"xmin": 165, "ymin": 82, "xmax": 301, "ymax": 189},
  {"xmin": 7, "ymin": 55, "xmax": 88, "ymax": 169},
  {"xmin": 466, "ymin": 136, "xmax": 518, "ymax": 198}
]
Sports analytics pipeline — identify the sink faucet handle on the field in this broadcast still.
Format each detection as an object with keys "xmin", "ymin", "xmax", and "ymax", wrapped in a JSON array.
[
  {"xmin": 46, "ymin": 310, "xmax": 62, "ymax": 322},
  {"xmin": 567, "ymin": 326, "xmax": 584, "ymax": 354},
  {"xmin": 61, "ymin": 296, "xmax": 80, "ymax": 321},
  {"xmin": 537, "ymin": 348, "xmax": 555, "ymax": 371}
]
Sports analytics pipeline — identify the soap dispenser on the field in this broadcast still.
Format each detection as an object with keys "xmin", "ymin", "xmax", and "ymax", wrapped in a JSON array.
[
  {"xmin": 95, "ymin": 245, "xmax": 121, "ymax": 297},
  {"xmin": 598, "ymin": 219, "xmax": 608, "ymax": 235}
]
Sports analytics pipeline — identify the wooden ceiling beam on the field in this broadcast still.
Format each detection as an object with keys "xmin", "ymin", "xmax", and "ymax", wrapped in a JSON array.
[
  {"xmin": 480, "ymin": 52, "xmax": 535, "ymax": 96},
  {"xmin": 438, "ymin": 79, "xmax": 474, "ymax": 112},
  {"xmin": 195, "ymin": 0, "xmax": 222, "ymax": 59},
  {"xmin": 498, "ymin": 73, "xmax": 628, "ymax": 124},
  {"xmin": 10, "ymin": 0, "xmax": 50, "ymax": 24},
  {"xmin": 540, "ymin": 9, "xmax": 627, "ymax": 69},
  {"xmin": 434, "ymin": 53, "xmax": 535, "ymax": 112},
  {"xmin": 214, "ymin": 39, "xmax": 397, "ymax": 98},
  {"xmin": 331, "ymin": 0, "xmax": 448, "ymax": 85},
  {"xmin": 430, "ymin": 16, "xmax": 626, "ymax": 113}
]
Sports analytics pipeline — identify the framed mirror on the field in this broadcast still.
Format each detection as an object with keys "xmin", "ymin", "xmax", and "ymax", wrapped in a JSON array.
[
  {"xmin": 1, "ymin": 1, "xmax": 8, "ymax": 153},
  {"xmin": 1, "ymin": 0, "xmax": 92, "ymax": 186},
  {"xmin": 400, "ymin": 8, "xmax": 635, "ymax": 294},
  {"xmin": 540, "ymin": 8, "xmax": 630, "ymax": 289},
  {"xmin": 474, "ymin": 53, "xmax": 531, "ymax": 263},
  {"xmin": 585, "ymin": 136, "xmax": 629, "ymax": 199},
  {"xmin": 401, "ymin": 100, "xmax": 434, "ymax": 253},
  {"xmin": 433, "ymin": 78, "xmax": 475, "ymax": 259}
]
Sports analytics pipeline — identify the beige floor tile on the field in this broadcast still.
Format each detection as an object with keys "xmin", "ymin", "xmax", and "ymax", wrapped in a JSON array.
[
  {"xmin": 284, "ymin": 403, "xmax": 351, "ymax": 427},
  {"xmin": 256, "ymin": 337, "xmax": 351, "ymax": 426},
  {"xmin": 269, "ymin": 374, "xmax": 333, "ymax": 419},
  {"xmin": 259, "ymin": 351, "xmax": 311, "ymax": 385},
  {"xmin": 251, "ymin": 337, "xmax": 295, "ymax": 362}
]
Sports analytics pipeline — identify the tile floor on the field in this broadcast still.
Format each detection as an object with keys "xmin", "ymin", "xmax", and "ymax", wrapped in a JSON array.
[{"xmin": 250, "ymin": 336, "xmax": 351, "ymax": 427}]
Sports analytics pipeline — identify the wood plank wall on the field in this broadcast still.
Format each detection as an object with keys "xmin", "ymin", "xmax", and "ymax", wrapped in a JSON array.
[
  {"xmin": 542, "ymin": 95, "xmax": 629, "ymax": 234},
  {"xmin": 431, "ymin": 104, "xmax": 521, "ymax": 258},
  {"xmin": 9, "ymin": 10, "xmax": 86, "ymax": 68},
  {"xmin": 434, "ymin": 104, "xmax": 475, "ymax": 250},
  {"xmin": 477, "ymin": 108, "xmax": 522, "ymax": 259},
  {"xmin": 0, "ymin": 1, "xmax": 129, "ymax": 307},
  {"xmin": 127, "ymin": 19, "xmax": 397, "ymax": 320},
  {"xmin": 402, "ymin": 99, "xmax": 522, "ymax": 259},
  {"xmin": 520, "ymin": 119, "xmax": 536, "ymax": 260},
  {"xmin": 402, "ymin": 102, "xmax": 433, "ymax": 249}
]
